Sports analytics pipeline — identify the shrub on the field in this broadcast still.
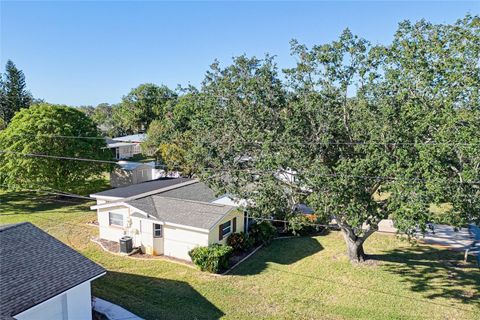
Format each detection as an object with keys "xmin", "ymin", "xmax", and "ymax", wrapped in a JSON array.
[
  {"xmin": 249, "ymin": 221, "xmax": 276, "ymax": 245},
  {"xmin": 188, "ymin": 244, "xmax": 233, "ymax": 273},
  {"xmin": 288, "ymin": 214, "xmax": 319, "ymax": 236},
  {"xmin": 227, "ymin": 232, "xmax": 247, "ymax": 252}
]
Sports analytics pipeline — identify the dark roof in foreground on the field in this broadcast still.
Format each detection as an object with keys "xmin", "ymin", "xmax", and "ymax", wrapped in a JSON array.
[
  {"xmin": 127, "ymin": 196, "xmax": 234, "ymax": 229},
  {"xmin": 91, "ymin": 177, "xmax": 193, "ymax": 198},
  {"xmin": 0, "ymin": 223, "xmax": 105, "ymax": 317}
]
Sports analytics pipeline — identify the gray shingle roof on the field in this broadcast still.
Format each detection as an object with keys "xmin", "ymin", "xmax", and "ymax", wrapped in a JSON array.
[
  {"xmin": 157, "ymin": 182, "xmax": 217, "ymax": 202},
  {"xmin": 127, "ymin": 196, "xmax": 234, "ymax": 230},
  {"xmin": 91, "ymin": 178, "xmax": 193, "ymax": 198},
  {"xmin": 0, "ymin": 223, "xmax": 105, "ymax": 317}
]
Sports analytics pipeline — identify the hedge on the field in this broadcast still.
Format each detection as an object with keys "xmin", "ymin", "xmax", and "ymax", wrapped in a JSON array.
[{"xmin": 188, "ymin": 244, "xmax": 233, "ymax": 273}]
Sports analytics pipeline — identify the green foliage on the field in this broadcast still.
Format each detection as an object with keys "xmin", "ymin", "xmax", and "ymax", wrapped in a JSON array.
[
  {"xmin": 116, "ymin": 84, "xmax": 177, "ymax": 134},
  {"xmin": 188, "ymin": 244, "xmax": 233, "ymax": 273},
  {"xmin": 192, "ymin": 15, "xmax": 480, "ymax": 262},
  {"xmin": 287, "ymin": 214, "xmax": 319, "ymax": 236},
  {"xmin": 142, "ymin": 91, "xmax": 207, "ymax": 176},
  {"xmin": 77, "ymin": 103, "xmax": 124, "ymax": 137},
  {"xmin": 0, "ymin": 60, "xmax": 33, "ymax": 124},
  {"xmin": 226, "ymin": 232, "xmax": 248, "ymax": 252},
  {"xmin": 249, "ymin": 221, "xmax": 276, "ymax": 245},
  {"xmin": 0, "ymin": 104, "xmax": 111, "ymax": 193}
]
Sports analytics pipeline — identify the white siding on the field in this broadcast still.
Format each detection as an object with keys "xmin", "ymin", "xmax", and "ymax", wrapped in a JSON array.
[
  {"xmin": 163, "ymin": 225, "xmax": 209, "ymax": 261},
  {"xmin": 15, "ymin": 281, "xmax": 93, "ymax": 320},
  {"xmin": 97, "ymin": 206, "xmax": 128, "ymax": 242},
  {"xmin": 130, "ymin": 216, "xmax": 164, "ymax": 255}
]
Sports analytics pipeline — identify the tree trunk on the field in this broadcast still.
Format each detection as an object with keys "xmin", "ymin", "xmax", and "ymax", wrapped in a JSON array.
[
  {"xmin": 345, "ymin": 238, "xmax": 366, "ymax": 263},
  {"xmin": 339, "ymin": 226, "xmax": 369, "ymax": 263}
]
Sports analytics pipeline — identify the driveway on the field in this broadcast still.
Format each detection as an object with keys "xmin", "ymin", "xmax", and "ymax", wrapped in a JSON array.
[{"xmin": 416, "ymin": 224, "xmax": 474, "ymax": 250}]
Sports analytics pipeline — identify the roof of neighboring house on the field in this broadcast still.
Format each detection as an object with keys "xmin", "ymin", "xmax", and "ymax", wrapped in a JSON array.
[
  {"xmin": 127, "ymin": 196, "xmax": 234, "ymax": 230},
  {"xmin": 0, "ymin": 223, "xmax": 105, "ymax": 317},
  {"xmin": 91, "ymin": 177, "xmax": 193, "ymax": 198},
  {"xmin": 112, "ymin": 134, "xmax": 147, "ymax": 143},
  {"xmin": 106, "ymin": 141, "xmax": 138, "ymax": 148},
  {"xmin": 294, "ymin": 203, "xmax": 315, "ymax": 214}
]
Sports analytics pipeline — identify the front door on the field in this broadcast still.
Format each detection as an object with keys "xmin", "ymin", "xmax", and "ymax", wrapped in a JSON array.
[{"xmin": 152, "ymin": 223, "xmax": 164, "ymax": 255}]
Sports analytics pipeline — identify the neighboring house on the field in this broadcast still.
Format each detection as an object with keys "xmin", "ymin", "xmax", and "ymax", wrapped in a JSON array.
[
  {"xmin": 90, "ymin": 178, "xmax": 244, "ymax": 261},
  {"xmin": 0, "ymin": 223, "xmax": 105, "ymax": 320},
  {"xmin": 106, "ymin": 134, "xmax": 146, "ymax": 160},
  {"xmin": 110, "ymin": 161, "xmax": 165, "ymax": 187}
]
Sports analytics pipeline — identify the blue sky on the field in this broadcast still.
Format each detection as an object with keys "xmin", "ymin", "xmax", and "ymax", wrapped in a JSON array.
[{"xmin": 1, "ymin": 1, "xmax": 478, "ymax": 106}]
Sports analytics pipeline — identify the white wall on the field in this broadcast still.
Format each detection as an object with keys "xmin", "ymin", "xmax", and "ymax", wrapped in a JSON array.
[
  {"xmin": 163, "ymin": 225, "xmax": 209, "ymax": 261},
  {"xmin": 15, "ymin": 281, "xmax": 94, "ymax": 320},
  {"xmin": 97, "ymin": 206, "xmax": 128, "ymax": 242},
  {"xmin": 117, "ymin": 144, "xmax": 142, "ymax": 160},
  {"xmin": 130, "ymin": 216, "xmax": 164, "ymax": 255},
  {"xmin": 110, "ymin": 165, "xmax": 154, "ymax": 187}
]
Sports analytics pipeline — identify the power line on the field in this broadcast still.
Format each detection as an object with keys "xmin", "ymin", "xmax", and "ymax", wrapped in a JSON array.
[
  {"xmin": 0, "ymin": 183, "xmax": 333, "ymax": 228},
  {"xmin": 1, "ymin": 149, "xmax": 478, "ymax": 184},
  {"xmin": 10, "ymin": 133, "xmax": 109, "ymax": 140},
  {"xmin": 0, "ymin": 182, "xmax": 93, "ymax": 200},
  {"xmin": 0, "ymin": 150, "xmax": 120, "ymax": 165},
  {"xmin": 7, "ymin": 133, "xmax": 480, "ymax": 146}
]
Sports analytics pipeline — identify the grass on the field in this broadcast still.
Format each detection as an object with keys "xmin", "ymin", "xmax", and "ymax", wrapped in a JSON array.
[{"xmin": 1, "ymin": 189, "xmax": 479, "ymax": 320}]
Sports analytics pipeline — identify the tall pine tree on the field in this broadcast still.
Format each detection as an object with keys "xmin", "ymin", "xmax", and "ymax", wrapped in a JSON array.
[{"xmin": 0, "ymin": 60, "xmax": 32, "ymax": 124}]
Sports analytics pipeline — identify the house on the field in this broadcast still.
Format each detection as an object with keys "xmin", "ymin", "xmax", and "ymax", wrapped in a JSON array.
[
  {"xmin": 106, "ymin": 134, "xmax": 146, "ymax": 160},
  {"xmin": 0, "ymin": 223, "xmax": 105, "ymax": 320},
  {"xmin": 110, "ymin": 161, "xmax": 165, "ymax": 187},
  {"xmin": 90, "ymin": 178, "xmax": 244, "ymax": 261}
]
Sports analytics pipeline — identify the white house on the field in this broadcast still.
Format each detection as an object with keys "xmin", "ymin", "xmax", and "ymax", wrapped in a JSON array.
[
  {"xmin": 0, "ymin": 222, "xmax": 106, "ymax": 320},
  {"xmin": 90, "ymin": 178, "xmax": 244, "ymax": 261},
  {"xmin": 106, "ymin": 134, "xmax": 146, "ymax": 160}
]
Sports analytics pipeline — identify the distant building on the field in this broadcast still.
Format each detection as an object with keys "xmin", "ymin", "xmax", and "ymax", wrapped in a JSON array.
[
  {"xmin": 106, "ymin": 134, "xmax": 147, "ymax": 160},
  {"xmin": 0, "ymin": 223, "xmax": 105, "ymax": 320},
  {"xmin": 110, "ymin": 161, "xmax": 160, "ymax": 187}
]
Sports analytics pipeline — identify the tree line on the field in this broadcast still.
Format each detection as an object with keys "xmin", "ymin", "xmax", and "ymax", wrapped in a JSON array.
[{"xmin": 1, "ymin": 15, "xmax": 478, "ymax": 262}]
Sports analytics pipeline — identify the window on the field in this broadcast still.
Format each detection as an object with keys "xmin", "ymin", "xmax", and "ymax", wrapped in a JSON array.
[
  {"xmin": 153, "ymin": 224, "xmax": 162, "ymax": 237},
  {"xmin": 109, "ymin": 212, "xmax": 123, "ymax": 227},
  {"xmin": 221, "ymin": 221, "xmax": 231, "ymax": 237}
]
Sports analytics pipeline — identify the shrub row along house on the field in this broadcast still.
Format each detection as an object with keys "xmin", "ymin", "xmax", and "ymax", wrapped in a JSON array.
[
  {"xmin": 90, "ymin": 178, "xmax": 245, "ymax": 261},
  {"xmin": 0, "ymin": 223, "xmax": 105, "ymax": 320}
]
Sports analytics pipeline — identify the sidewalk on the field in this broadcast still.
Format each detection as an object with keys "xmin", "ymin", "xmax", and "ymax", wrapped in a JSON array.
[
  {"xmin": 93, "ymin": 297, "xmax": 144, "ymax": 320},
  {"xmin": 416, "ymin": 224, "xmax": 473, "ymax": 250}
]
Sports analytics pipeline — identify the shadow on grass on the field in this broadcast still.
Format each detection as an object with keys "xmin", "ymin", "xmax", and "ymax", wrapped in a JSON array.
[
  {"xmin": 92, "ymin": 271, "xmax": 224, "ymax": 320},
  {"xmin": 0, "ymin": 191, "xmax": 91, "ymax": 215},
  {"xmin": 232, "ymin": 236, "xmax": 324, "ymax": 275},
  {"xmin": 370, "ymin": 246, "xmax": 480, "ymax": 307}
]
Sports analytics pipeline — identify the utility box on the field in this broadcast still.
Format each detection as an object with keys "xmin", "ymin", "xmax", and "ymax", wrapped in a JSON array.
[{"xmin": 119, "ymin": 236, "xmax": 133, "ymax": 253}]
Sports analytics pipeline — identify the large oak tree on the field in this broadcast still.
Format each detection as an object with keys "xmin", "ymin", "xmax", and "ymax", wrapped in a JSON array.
[{"xmin": 192, "ymin": 16, "xmax": 480, "ymax": 262}]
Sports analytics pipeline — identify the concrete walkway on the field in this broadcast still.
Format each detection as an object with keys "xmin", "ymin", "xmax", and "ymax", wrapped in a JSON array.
[
  {"xmin": 93, "ymin": 297, "xmax": 144, "ymax": 320},
  {"xmin": 415, "ymin": 224, "xmax": 474, "ymax": 250}
]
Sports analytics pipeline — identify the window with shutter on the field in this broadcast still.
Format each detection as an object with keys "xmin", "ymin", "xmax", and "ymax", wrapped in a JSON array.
[
  {"xmin": 219, "ymin": 220, "xmax": 232, "ymax": 240},
  {"xmin": 233, "ymin": 217, "xmax": 237, "ymax": 233}
]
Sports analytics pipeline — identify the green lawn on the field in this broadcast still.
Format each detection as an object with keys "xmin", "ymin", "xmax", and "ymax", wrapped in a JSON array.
[{"xmin": 1, "ymin": 190, "xmax": 479, "ymax": 320}]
